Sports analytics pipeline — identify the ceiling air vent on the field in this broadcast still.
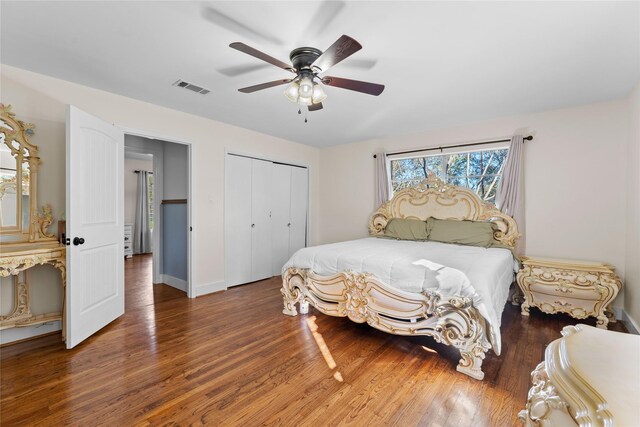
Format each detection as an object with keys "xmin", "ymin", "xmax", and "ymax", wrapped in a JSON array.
[{"xmin": 172, "ymin": 79, "xmax": 211, "ymax": 95}]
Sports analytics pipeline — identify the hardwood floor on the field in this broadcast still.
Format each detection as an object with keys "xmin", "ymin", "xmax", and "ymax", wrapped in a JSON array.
[
  {"xmin": 124, "ymin": 253, "xmax": 186, "ymax": 309},
  {"xmin": 1, "ymin": 255, "xmax": 627, "ymax": 426}
]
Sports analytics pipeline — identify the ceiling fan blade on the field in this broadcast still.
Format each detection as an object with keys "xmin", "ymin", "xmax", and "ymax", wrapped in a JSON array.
[
  {"xmin": 303, "ymin": 1, "xmax": 345, "ymax": 38},
  {"xmin": 308, "ymin": 103, "xmax": 323, "ymax": 111},
  {"xmin": 322, "ymin": 76, "xmax": 385, "ymax": 96},
  {"xmin": 203, "ymin": 7, "xmax": 284, "ymax": 46},
  {"xmin": 217, "ymin": 63, "xmax": 271, "ymax": 77},
  {"xmin": 311, "ymin": 35, "xmax": 362, "ymax": 72},
  {"xmin": 238, "ymin": 79, "xmax": 292, "ymax": 93},
  {"xmin": 230, "ymin": 42, "xmax": 295, "ymax": 72}
]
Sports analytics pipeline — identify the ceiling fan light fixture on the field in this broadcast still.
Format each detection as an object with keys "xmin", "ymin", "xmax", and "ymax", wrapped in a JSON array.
[
  {"xmin": 231, "ymin": 35, "xmax": 384, "ymax": 114},
  {"xmin": 298, "ymin": 96, "xmax": 313, "ymax": 106},
  {"xmin": 312, "ymin": 83, "xmax": 327, "ymax": 104},
  {"xmin": 298, "ymin": 76, "xmax": 314, "ymax": 98},
  {"xmin": 284, "ymin": 80, "xmax": 300, "ymax": 103}
]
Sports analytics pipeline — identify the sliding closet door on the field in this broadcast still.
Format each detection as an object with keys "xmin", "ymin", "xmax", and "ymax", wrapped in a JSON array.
[
  {"xmin": 225, "ymin": 155, "xmax": 307, "ymax": 286},
  {"xmin": 251, "ymin": 159, "xmax": 273, "ymax": 281},
  {"xmin": 289, "ymin": 166, "xmax": 308, "ymax": 257},
  {"xmin": 271, "ymin": 164, "xmax": 292, "ymax": 275},
  {"xmin": 225, "ymin": 155, "xmax": 252, "ymax": 287}
]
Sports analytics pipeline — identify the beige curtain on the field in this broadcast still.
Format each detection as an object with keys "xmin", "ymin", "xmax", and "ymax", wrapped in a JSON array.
[
  {"xmin": 375, "ymin": 153, "xmax": 389, "ymax": 208},
  {"xmin": 495, "ymin": 135, "xmax": 525, "ymax": 253}
]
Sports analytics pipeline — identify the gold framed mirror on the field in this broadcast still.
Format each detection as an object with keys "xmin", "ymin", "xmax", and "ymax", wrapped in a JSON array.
[{"xmin": 1, "ymin": 104, "xmax": 55, "ymax": 244}]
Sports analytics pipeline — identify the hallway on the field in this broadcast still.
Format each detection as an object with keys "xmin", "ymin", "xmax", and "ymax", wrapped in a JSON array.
[{"xmin": 124, "ymin": 253, "xmax": 185, "ymax": 310}]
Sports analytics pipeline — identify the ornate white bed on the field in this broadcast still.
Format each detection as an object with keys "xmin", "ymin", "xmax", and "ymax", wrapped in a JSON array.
[{"xmin": 281, "ymin": 177, "xmax": 520, "ymax": 380}]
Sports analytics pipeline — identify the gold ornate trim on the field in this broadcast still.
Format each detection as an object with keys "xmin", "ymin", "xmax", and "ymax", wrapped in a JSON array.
[
  {"xmin": 282, "ymin": 268, "xmax": 492, "ymax": 380},
  {"xmin": 32, "ymin": 204, "xmax": 56, "ymax": 240},
  {"xmin": 1, "ymin": 103, "xmax": 40, "ymax": 239},
  {"xmin": 368, "ymin": 176, "xmax": 520, "ymax": 248},
  {"xmin": 518, "ymin": 361, "xmax": 572, "ymax": 426},
  {"xmin": 0, "ymin": 243, "xmax": 66, "ymax": 337},
  {"xmin": 1, "ymin": 104, "xmax": 58, "ymax": 243}
]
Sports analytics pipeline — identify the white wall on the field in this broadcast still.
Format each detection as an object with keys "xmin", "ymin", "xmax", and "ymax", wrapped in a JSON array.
[
  {"xmin": 0, "ymin": 64, "xmax": 320, "ymax": 341},
  {"xmin": 124, "ymin": 157, "xmax": 153, "ymax": 225},
  {"xmin": 625, "ymin": 82, "xmax": 640, "ymax": 331},
  {"xmin": 319, "ymin": 98, "xmax": 630, "ymax": 310}
]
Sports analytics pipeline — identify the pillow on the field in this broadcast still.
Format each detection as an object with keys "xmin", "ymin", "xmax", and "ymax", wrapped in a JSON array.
[
  {"xmin": 383, "ymin": 218, "xmax": 430, "ymax": 241},
  {"xmin": 426, "ymin": 217, "xmax": 497, "ymax": 248}
]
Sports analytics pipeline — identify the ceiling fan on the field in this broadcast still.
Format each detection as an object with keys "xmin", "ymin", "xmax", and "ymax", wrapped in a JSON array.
[{"xmin": 229, "ymin": 35, "xmax": 385, "ymax": 115}]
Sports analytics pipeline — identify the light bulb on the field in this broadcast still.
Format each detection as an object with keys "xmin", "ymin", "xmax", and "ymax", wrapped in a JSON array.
[
  {"xmin": 284, "ymin": 81, "xmax": 299, "ymax": 103},
  {"xmin": 298, "ymin": 96, "xmax": 312, "ymax": 106},
  {"xmin": 298, "ymin": 77, "xmax": 314, "ymax": 98},
  {"xmin": 312, "ymin": 83, "xmax": 327, "ymax": 104}
]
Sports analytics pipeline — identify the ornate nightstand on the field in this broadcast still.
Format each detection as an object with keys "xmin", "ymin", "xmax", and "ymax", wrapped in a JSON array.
[{"xmin": 517, "ymin": 256, "xmax": 622, "ymax": 329}]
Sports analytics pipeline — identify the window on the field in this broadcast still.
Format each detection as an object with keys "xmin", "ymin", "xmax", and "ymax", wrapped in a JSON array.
[
  {"xmin": 389, "ymin": 147, "xmax": 509, "ymax": 203},
  {"xmin": 148, "ymin": 173, "xmax": 154, "ymax": 231}
]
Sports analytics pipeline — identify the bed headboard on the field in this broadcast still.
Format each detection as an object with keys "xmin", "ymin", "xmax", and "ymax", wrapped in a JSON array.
[{"xmin": 369, "ymin": 176, "xmax": 520, "ymax": 248}]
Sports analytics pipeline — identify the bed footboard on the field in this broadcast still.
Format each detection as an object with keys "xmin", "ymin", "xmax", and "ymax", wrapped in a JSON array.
[{"xmin": 281, "ymin": 267, "xmax": 492, "ymax": 380}]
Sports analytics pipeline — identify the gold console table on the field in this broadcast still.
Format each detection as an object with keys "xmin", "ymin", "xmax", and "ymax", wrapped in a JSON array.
[
  {"xmin": 0, "ymin": 104, "xmax": 66, "ymax": 342},
  {"xmin": 0, "ymin": 242, "xmax": 66, "ymax": 338}
]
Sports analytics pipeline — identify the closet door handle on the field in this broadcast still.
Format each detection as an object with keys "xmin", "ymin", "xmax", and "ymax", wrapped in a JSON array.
[
  {"xmin": 287, "ymin": 223, "xmax": 291, "ymax": 227},
  {"xmin": 251, "ymin": 224, "xmax": 255, "ymax": 228}
]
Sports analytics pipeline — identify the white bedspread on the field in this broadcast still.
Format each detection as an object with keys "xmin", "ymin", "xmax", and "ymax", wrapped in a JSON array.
[{"xmin": 283, "ymin": 237, "xmax": 517, "ymax": 354}]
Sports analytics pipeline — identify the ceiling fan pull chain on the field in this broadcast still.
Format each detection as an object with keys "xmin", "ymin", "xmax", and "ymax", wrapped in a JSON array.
[{"xmin": 304, "ymin": 109, "xmax": 308, "ymax": 123}]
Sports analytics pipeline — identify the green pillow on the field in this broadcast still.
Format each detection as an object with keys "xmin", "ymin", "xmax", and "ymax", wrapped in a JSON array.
[
  {"xmin": 383, "ymin": 218, "xmax": 430, "ymax": 241},
  {"xmin": 426, "ymin": 217, "xmax": 497, "ymax": 248}
]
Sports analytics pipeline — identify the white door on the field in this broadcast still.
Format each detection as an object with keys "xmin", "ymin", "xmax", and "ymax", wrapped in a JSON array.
[
  {"xmin": 225, "ymin": 154, "xmax": 253, "ymax": 287},
  {"xmin": 289, "ymin": 166, "xmax": 308, "ymax": 257},
  {"xmin": 66, "ymin": 105, "xmax": 124, "ymax": 349},
  {"xmin": 250, "ymin": 159, "xmax": 273, "ymax": 281},
  {"xmin": 271, "ymin": 164, "xmax": 292, "ymax": 275}
]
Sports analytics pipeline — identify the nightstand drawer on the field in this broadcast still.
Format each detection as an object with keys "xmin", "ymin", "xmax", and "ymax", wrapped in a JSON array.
[
  {"xmin": 530, "ymin": 291, "xmax": 598, "ymax": 319},
  {"xmin": 527, "ymin": 280, "xmax": 601, "ymax": 300}
]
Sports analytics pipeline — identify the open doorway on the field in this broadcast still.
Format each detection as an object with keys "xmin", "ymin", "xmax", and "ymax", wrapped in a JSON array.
[{"xmin": 123, "ymin": 134, "xmax": 191, "ymax": 310}]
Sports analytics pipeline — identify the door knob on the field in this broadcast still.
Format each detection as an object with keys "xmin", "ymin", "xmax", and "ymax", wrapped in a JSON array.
[
  {"xmin": 73, "ymin": 237, "xmax": 85, "ymax": 246},
  {"xmin": 287, "ymin": 223, "xmax": 291, "ymax": 227},
  {"xmin": 251, "ymin": 224, "xmax": 255, "ymax": 228}
]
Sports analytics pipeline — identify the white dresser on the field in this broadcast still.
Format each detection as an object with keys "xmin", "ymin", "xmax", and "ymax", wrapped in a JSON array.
[
  {"xmin": 520, "ymin": 324, "xmax": 640, "ymax": 426},
  {"xmin": 124, "ymin": 224, "xmax": 133, "ymax": 258}
]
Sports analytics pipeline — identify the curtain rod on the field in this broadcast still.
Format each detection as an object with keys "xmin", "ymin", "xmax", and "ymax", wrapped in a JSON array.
[
  {"xmin": 134, "ymin": 170, "xmax": 153, "ymax": 174},
  {"xmin": 373, "ymin": 135, "xmax": 533, "ymax": 158}
]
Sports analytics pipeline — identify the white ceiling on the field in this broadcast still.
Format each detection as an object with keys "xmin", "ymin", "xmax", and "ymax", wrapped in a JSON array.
[{"xmin": 1, "ymin": 1, "xmax": 638, "ymax": 147}]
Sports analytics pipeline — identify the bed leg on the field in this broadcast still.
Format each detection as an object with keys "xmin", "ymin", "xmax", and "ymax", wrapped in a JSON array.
[
  {"xmin": 455, "ymin": 338, "xmax": 490, "ymax": 380},
  {"xmin": 282, "ymin": 268, "xmax": 308, "ymax": 316},
  {"xmin": 282, "ymin": 294, "xmax": 298, "ymax": 316},
  {"xmin": 281, "ymin": 285, "xmax": 300, "ymax": 316}
]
